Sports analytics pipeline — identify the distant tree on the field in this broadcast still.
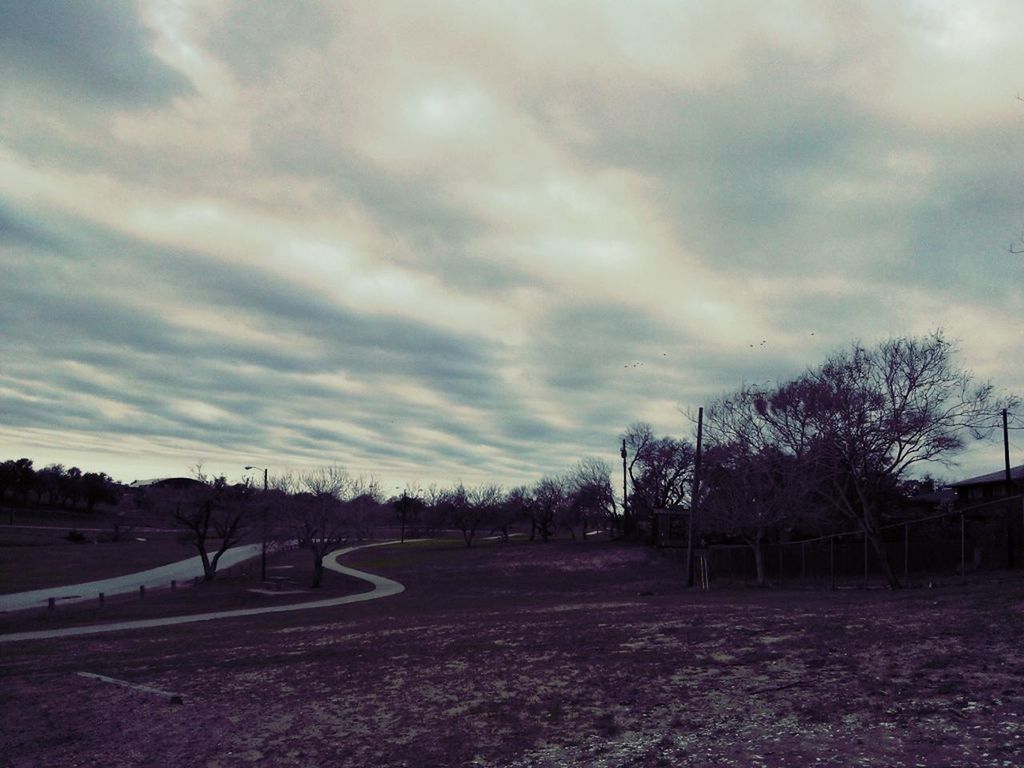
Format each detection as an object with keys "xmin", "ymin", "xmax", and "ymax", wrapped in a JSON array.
[
  {"xmin": 436, "ymin": 483, "xmax": 495, "ymax": 547},
  {"xmin": 0, "ymin": 460, "xmax": 16, "ymax": 502},
  {"xmin": 531, "ymin": 476, "xmax": 568, "ymax": 542},
  {"xmin": 10, "ymin": 458, "xmax": 35, "ymax": 505},
  {"xmin": 565, "ymin": 457, "xmax": 618, "ymax": 539},
  {"xmin": 504, "ymin": 485, "xmax": 535, "ymax": 541},
  {"xmin": 622, "ymin": 423, "xmax": 694, "ymax": 523},
  {"xmin": 394, "ymin": 490, "xmax": 424, "ymax": 543},
  {"xmin": 82, "ymin": 472, "xmax": 119, "ymax": 512},
  {"xmin": 35, "ymin": 464, "xmax": 65, "ymax": 506},
  {"xmin": 60, "ymin": 466, "xmax": 83, "ymax": 509}
]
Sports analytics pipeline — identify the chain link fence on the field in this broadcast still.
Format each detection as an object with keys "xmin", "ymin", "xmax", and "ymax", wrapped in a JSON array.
[{"xmin": 700, "ymin": 496, "xmax": 1024, "ymax": 588}]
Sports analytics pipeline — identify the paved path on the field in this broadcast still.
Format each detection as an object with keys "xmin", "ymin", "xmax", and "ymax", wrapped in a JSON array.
[
  {"xmin": 0, "ymin": 543, "xmax": 264, "ymax": 612},
  {"xmin": 0, "ymin": 542, "xmax": 405, "ymax": 643}
]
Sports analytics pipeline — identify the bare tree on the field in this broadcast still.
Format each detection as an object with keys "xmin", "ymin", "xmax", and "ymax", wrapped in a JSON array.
[
  {"xmin": 164, "ymin": 477, "xmax": 250, "ymax": 582},
  {"xmin": 702, "ymin": 443, "xmax": 813, "ymax": 585},
  {"xmin": 564, "ymin": 458, "xmax": 617, "ymax": 539},
  {"xmin": 754, "ymin": 332, "xmax": 1015, "ymax": 587},
  {"xmin": 437, "ymin": 483, "xmax": 498, "ymax": 547},
  {"xmin": 532, "ymin": 476, "xmax": 568, "ymax": 542},
  {"xmin": 621, "ymin": 423, "xmax": 695, "ymax": 521},
  {"xmin": 290, "ymin": 466, "xmax": 354, "ymax": 588}
]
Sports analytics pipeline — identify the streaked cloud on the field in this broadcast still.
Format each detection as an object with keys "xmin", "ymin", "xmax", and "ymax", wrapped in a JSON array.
[{"xmin": 1, "ymin": 0, "xmax": 1022, "ymax": 486}]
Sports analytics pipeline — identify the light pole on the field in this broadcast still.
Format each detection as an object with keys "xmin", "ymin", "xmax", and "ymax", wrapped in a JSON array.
[
  {"xmin": 621, "ymin": 439, "xmax": 629, "ymax": 537},
  {"xmin": 245, "ymin": 465, "xmax": 269, "ymax": 582}
]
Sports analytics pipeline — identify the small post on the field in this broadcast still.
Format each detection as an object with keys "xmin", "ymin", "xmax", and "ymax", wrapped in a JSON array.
[
  {"xmin": 99, "ymin": 592, "xmax": 105, "ymax": 608},
  {"xmin": 686, "ymin": 406, "xmax": 704, "ymax": 587},
  {"xmin": 139, "ymin": 585, "xmax": 146, "ymax": 600},
  {"xmin": 829, "ymin": 536, "xmax": 836, "ymax": 590},
  {"xmin": 960, "ymin": 512, "xmax": 966, "ymax": 584},
  {"xmin": 863, "ymin": 533, "xmax": 869, "ymax": 586},
  {"xmin": 171, "ymin": 580, "xmax": 176, "ymax": 592},
  {"xmin": 904, "ymin": 523, "xmax": 910, "ymax": 585},
  {"xmin": 48, "ymin": 597, "xmax": 55, "ymax": 614}
]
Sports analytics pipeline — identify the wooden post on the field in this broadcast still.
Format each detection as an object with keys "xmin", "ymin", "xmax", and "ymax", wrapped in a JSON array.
[
  {"xmin": 171, "ymin": 580, "xmax": 176, "ymax": 592},
  {"xmin": 863, "ymin": 533, "xmax": 869, "ymax": 586},
  {"xmin": 960, "ymin": 512, "xmax": 966, "ymax": 584},
  {"xmin": 686, "ymin": 406, "xmax": 703, "ymax": 588},
  {"xmin": 48, "ymin": 597, "xmax": 55, "ymax": 614},
  {"xmin": 139, "ymin": 585, "xmax": 146, "ymax": 600},
  {"xmin": 99, "ymin": 592, "xmax": 105, "ymax": 608},
  {"xmin": 829, "ymin": 536, "xmax": 836, "ymax": 590},
  {"xmin": 904, "ymin": 523, "xmax": 909, "ymax": 585}
]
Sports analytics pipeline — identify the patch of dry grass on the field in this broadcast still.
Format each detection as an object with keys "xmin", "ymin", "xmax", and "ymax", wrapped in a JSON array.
[{"xmin": 1, "ymin": 539, "xmax": 1023, "ymax": 767}]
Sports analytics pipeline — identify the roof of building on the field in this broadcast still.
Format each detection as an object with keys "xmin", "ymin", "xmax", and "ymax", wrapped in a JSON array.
[
  {"xmin": 128, "ymin": 476, "xmax": 207, "ymax": 489},
  {"xmin": 950, "ymin": 464, "xmax": 1024, "ymax": 487}
]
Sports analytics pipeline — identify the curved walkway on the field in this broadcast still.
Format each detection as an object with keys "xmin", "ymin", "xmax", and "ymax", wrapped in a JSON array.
[
  {"xmin": 0, "ymin": 543, "xmax": 265, "ymax": 612},
  {"xmin": 0, "ymin": 542, "xmax": 405, "ymax": 643}
]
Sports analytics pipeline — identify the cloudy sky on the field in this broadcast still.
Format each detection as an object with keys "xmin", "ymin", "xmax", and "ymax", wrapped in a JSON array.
[{"xmin": 2, "ymin": 0, "xmax": 1023, "ymax": 489}]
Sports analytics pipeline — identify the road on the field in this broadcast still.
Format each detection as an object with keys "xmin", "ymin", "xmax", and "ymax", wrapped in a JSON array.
[{"xmin": 0, "ymin": 542, "xmax": 405, "ymax": 643}]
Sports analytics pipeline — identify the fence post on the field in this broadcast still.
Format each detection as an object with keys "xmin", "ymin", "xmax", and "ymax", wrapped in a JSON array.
[
  {"xmin": 99, "ymin": 592, "xmax": 105, "ymax": 608},
  {"xmin": 829, "ymin": 536, "xmax": 836, "ymax": 590},
  {"xmin": 904, "ymin": 523, "xmax": 910, "ymax": 585},
  {"xmin": 960, "ymin": 512, "xmax": 966, "ymax": 584},
  {"xmin": 48, "ymin": 597, "xmax": 55, "ymax": 614},
  {"xmin": 139, "ymin": 585, "xmax": 145, "ymax": 600},
  {"xmin": 171, "ymin": 580, "xmax": 176, "ymax": 592},
  {"xmin": 863, "ymin": 533, "xmax": 869, "ymax": 586}
]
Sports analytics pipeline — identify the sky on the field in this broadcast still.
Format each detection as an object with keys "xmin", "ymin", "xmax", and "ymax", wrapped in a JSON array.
[{"xmin": 1, "ymin": 0, "xmax": 1023, "ymax": 491}]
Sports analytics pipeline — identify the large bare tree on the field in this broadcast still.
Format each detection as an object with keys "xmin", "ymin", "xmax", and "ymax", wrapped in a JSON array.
[
  {"xmin": 755, "ymin": 332, "xmax": 1014, "ymax": 587},
  {"xmin": 165, "ymin": 477, "xmax": 250, "ymax": 582}
]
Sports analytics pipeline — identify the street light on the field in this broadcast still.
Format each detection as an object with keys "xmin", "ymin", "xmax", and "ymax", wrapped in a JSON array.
[
  {"xmin": 620, "ymin": 439, "xmax": 629, "ymax": 536},
  {"xmin": 245, "ymin": 465, "xmax": 269, "ymax": 582}
]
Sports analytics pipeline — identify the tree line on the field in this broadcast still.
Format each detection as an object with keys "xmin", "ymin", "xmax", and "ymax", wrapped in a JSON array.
[
  {"xmin": 0, "ymin": 458, "xmax": 119, "ymax": 512},
  {"xmin": 4, "ymin": 331, "xmax": 1013, "ymax": 591}
]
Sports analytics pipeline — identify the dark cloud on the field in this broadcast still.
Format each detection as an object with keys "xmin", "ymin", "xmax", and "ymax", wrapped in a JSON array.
[{"xmin": 0, "ymin": 0, "xmax": 192, "ymax": 106}]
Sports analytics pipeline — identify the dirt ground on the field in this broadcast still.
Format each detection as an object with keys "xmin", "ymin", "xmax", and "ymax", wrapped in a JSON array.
[{"xmin": 1, "ymin": 538, "xmax": 1023, "ymax": 767}]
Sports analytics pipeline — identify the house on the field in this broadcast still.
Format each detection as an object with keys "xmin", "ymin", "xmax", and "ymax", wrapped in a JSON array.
[{"xmin": 949, "ymin": 465, "xmax": 1024, "ymax": 505}]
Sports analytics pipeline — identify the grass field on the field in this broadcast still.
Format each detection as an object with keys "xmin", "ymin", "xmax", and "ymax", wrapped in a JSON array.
[{"xmin": 1, "ymin": 538, "xmax": 1023, "ymax": 767}]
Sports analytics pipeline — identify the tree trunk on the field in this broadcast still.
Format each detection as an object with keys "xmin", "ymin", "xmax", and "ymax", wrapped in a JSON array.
[
  {"xmin": 751, "ymin": 536, "xmax": 767, "ymax": 585},
  {"xmin": 199, "ymin": 549, "xmax": 214, "ymax": 582},
  {"xmin": 311, "ymin": 553, "xmax": 324, "ymax": 588},
  {"xmin": 863, "ymin": 505, "xmax": 900, "ymax": 588}
]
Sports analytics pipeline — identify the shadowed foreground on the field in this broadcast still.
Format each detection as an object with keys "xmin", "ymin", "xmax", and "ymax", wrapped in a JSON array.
[{"xmin": 1, "ymin": 540, "xmax": 1022, "ymax": 767}]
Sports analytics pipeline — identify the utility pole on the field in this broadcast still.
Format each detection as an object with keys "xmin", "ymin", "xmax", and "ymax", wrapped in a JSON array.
[
  {"xmin": 1004, "ymin": 409, "xmax": 1012, "ymax": 496},
  {"xmin": 621, "ymin": 439, "xmax": 629, "ymax": 537},
  {"xmin": 246, "ymin": 465, "xmax": 270, "ymax": 582},
  {"xmin": 686, "ymin": 406, "xmax": 703, "ymax": 588}
]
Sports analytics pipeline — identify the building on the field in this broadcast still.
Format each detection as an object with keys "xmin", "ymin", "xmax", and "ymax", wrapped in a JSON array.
[{"xmin": 949, "ymin": 465, "xmax": 1024, "ymax": 505}]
